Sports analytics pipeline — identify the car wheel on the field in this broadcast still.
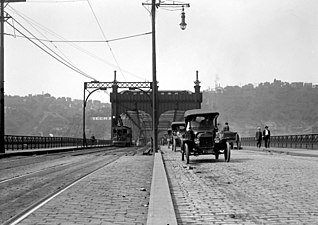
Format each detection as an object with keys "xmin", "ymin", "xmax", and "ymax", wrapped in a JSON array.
[
  {"xmin": 185, "ymin": 143, "xmax": 190, "ymax": 164},
  {"xmin": 215, "ymin": 153, "xmax": 219, "ymax": 160},
  {"xmin": 224, "ymin": 142, "xmax": 231, "ymax": 162},
  {"xmin": 181, "ymin": 149, "xmax": 185, "ymax": 161}
]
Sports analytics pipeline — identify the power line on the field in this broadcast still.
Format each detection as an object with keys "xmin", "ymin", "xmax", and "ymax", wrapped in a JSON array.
[
  {"xmin": 26, "ymin": 0, "xmax": 86, "ymax": 3},
  {"xmin": 86, "ymin": 0, "xmax": 126, "ymax": 81},
  {"xmin": 7, "ymin": 17, "xmax": 97, "ymax": 81},
  {"xmin": 7, "ymin": 5, "xmax": 148, "ymax": 81},
  {"xmin": 4, "ymin": 31, "xmax": 152, "ymax": 43}
]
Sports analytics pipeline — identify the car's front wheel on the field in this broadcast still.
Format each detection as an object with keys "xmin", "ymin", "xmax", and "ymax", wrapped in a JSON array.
[
  {"xmin": 185, "ymin": 143, "xmax": 190, "ymax": 164},
  {"xmin": 224, "ymin": 142, "xmax": 231, "ymax": 162}
]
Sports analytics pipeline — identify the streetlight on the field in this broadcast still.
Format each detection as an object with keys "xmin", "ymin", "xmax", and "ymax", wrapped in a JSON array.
[
  {"xmin": 179, "ymin": 6, "xmax": 187, "ymax": 30},
  {"xmin": 142, "ymin": 0, "xmax": 190, "ymax": 152},
  {"xmin": 83, "ymin": 83, "xmax": 107, "ymax": 147}
]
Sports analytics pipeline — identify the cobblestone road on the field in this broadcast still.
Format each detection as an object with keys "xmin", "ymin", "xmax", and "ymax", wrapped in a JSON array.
[
  {"xmin": 162, "ymin": 147, "xmax": 318, "ymax": 225},
  {"xmin": 18, "ymin": 153, "xmax": 153, "ymax": 225}
]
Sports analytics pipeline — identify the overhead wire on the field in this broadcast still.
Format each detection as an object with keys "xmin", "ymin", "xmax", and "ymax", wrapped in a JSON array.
[
  {"xmin": 26, "ymin": 0, "xmax": 86, "ymax": 3},
  {"xmin": 86, "ymin": 0, "xmax": 126, "ymax": 81},
  {"xmin": 7, "ymin": 6, "xmax": 147, "ymax": 80},
  {"xmin": 4, "ymin": 32, "xmax": 152, "ymax": 43},
  {"xmin": 7, "ymin": 9, "xmax": 81, "ymax": 79},
  {"xmin": 6, "ymin": 16, "xmax": 97, "ymax": 81}
]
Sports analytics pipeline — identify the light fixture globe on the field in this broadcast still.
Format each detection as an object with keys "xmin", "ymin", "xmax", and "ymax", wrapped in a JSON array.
[{"xmin": 179, "ymin": 7, "xmax": 187, "ymax": 30}]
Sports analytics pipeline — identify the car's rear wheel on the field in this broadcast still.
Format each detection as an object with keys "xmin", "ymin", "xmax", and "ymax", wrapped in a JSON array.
[
  {"xmin": 173, "ymin": 138, "xmax": 176, "ymax": 152},
  {"xmin": 185, "ymin": 143, "xmax": 190, "ymax": 164},
  {"xmin": 181, "ymin": 148, "xmax": 184, "ymax": 161},
  {"xmin": 224, "ymin": 142, "xmax": 231, "ymax": 162}
]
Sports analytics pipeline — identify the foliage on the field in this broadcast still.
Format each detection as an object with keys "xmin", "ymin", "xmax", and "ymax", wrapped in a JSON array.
[
  {"xmin": 5, "ymin": 94, "xmax": 111, "ymax": 139},
  {"xmin": 202, "ymin": 80, "xmax": 318, "ymax": 137}
]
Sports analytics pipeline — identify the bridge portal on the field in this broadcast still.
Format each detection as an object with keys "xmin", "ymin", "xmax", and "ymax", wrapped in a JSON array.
[{"xmin": 84, "ymin": 71, "xmax": 202, "ymax": 144}]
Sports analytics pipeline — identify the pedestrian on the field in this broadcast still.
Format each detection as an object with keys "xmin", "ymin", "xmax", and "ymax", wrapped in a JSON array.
[
  {"xmin": 216, "ymin": 123, "xmax": 221, "ymax": 132},
  {"xmin": 167, "ymin": 129, "xmax": 172, "ymax": 149},
  {"xmin": 263, "ymin": 126, "xmax": 271, "ymax": 148},
  {"xmin": 91, "ymin": 135, "xmax": 96, "ymax": 145},
  {"xmin": 223, "ymin": 122, "xmax": 230, "ymax": 132},
  {"xmin": 255, "ymin": 127, "xmax": 262, "ymax": 148},
  {"xmin": 235, "ymin": 133, "xmax": 241, "ymax": 149}
]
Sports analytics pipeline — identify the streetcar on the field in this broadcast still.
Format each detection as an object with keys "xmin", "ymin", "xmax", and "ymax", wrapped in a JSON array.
[{"xmin": 112, "ymin": 126, "xmax": 132, "ymax": 147}]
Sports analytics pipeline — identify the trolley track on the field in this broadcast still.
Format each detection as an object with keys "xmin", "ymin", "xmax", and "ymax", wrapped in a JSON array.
[
  {"xmin": 0, "ymin": 147, "xmax": 138, "ymax": 224},
  {"xmin": 0, "ymin": 147, "xmax": 116, "ymax": 182}
]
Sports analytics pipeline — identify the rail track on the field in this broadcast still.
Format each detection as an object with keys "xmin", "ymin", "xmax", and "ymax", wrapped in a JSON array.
[{"xmin": 0, "ymin": 146, "xmax": 140, "ymax": 224}]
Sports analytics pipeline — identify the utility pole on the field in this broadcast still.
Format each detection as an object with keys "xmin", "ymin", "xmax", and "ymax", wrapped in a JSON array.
[
  {"xmin": 142, "ymin": 0, "xmax": 190, "ymax": 152},
  {"xmin": 151, "ymin": 0, "xmax": 158, "ymax": 152},
  {"xmin": 0, "ymin": 0, "xmax": 25, "ymax": 153}
]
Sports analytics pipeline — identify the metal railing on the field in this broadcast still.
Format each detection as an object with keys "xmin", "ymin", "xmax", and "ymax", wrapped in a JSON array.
[
  {"xmin": 4, "ymin": 135, "xmax": 112, "ymax": 151},
  {"xmin": 240, "ymin": 134, "xmax": 318, "ymax": 150}
]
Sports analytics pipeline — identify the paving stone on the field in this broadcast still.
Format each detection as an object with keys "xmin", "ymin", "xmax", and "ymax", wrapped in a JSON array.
[
  {"xmin": 19, "ymin": 155, "xmax": 153, "ymax": 225},
  {"xmin": 162, "ymin": 147, "xmax": 318, "ymax": 224}
]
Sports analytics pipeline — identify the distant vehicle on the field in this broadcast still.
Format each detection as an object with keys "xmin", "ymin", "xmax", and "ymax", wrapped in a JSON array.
[
  {"xmin": 112, "ymin": 126, "xmax": 132, "ymax": 147},
  {"xmin": 181, "ymin": 109, "xmax": 235, "ymax": 164},
  {"xmin": 171, "ymin": 121, "xmax": 186, "ymax": 152}
]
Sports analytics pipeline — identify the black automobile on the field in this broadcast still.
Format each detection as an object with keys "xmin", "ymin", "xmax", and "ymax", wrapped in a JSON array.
[
  {"xmin": 181, "ymin": 109, "xmax": 234, "ymax": 164},
  {"xmin": 171, "ymin": 121, "xmax": 186, "ymax": 152}
]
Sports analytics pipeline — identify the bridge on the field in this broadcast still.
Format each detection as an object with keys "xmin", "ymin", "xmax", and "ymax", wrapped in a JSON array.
[{"xmin": 84, "ymin": 70, "xmax": 202, "ymax": 145}]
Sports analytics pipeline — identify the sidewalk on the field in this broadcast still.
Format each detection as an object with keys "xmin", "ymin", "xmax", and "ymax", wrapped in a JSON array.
[{"xmin": 242, "ymin": 145, "xmax": 318, "ymax": 158}]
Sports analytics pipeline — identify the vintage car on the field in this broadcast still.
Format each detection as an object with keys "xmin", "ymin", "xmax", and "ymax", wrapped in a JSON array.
[
  {"xmin": 181, "ymin": 109, "xmax": 235, "ymax": 164},
  {"xmin": 171, "ymin": 121, "xmax": 186, "ymax": 152}
]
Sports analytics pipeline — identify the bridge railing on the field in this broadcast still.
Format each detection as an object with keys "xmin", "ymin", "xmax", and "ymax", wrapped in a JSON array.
[
  {"xmin": 4, "ymin": 135, "xmax": 112, "ymax": 151},
  {"xmin": 240, "ymin": 134, "xmax": 318, "ymax": 150}
]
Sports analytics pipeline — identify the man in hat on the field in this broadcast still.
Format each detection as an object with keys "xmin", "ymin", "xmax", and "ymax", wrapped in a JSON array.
[
  {"xmin": 262, "ymin": 126, "xmax": 271, "ymax": 148},
  {"xmin": 255, "ymin": 127, "xmax": 262, "ymax": 148}
]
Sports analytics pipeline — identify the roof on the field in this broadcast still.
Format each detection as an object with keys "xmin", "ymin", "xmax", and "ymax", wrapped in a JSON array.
[
  {"xmin": 171, "ymin": 121, "xmax": 186, "ymax": 126},
  {"xmin": 184, "ymin": 109, "xmax": 219, "ymax": 118}
]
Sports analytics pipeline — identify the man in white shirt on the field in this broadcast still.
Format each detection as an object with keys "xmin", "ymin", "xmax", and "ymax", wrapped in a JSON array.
[{"xmin": 262, "ymin": 126, "xmax": 271, "ymax": 148}]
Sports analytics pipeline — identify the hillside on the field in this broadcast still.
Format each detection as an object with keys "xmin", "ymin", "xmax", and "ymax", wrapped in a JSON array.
[
  {"xmin": 202, "ymin": 79, "xmax": 318, "ymax": 137},
  {"xmin": 5, "ymin": 94, "xmax": 111, "ymax": 139},
  {"xmin": 4, "ymin": 80, "xmax": 318, "ymax": 139}
]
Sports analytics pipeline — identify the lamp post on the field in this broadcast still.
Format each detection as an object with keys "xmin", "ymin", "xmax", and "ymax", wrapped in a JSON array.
[
  {"xmin": 142, "ymin": 0, "xmax": 189, "ymax": 152},
  {"xmin": 83, "ymin": 84, "xmax": 107, "ymax": 147}
]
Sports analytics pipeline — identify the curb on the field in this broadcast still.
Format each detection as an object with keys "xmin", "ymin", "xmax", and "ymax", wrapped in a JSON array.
[
  {"xmin": 242, "ymin": 146, "xmax": 318, "ymax": 158},
  {"xmin": 147, "ymin": 151, "xmax": 177, "ymax": 225}
]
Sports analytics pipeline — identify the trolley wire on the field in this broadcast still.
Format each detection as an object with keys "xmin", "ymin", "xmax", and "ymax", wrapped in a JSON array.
[
  {"xmin": 7, "ymin": 6, "xmax": 148, "ymax": 80},
  {"xmin": 6, "ymin": 16, "xmax": 97, "ymax": 81},
  {"xmin": 86, "ymin": 0, "xmax": 126, "ymax": 81}
]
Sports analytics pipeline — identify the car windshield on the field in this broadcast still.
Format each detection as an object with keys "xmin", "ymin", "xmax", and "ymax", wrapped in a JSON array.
[{"xmin": 187, "ymin": 116, "xmax": 214, "ymax": 130}]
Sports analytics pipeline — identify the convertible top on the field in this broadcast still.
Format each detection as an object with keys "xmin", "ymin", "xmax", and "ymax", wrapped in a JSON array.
[
  {"xmin": 171, "ymin": 121, "xmax": 186, "ymax": 126},
  {"xmin": 184, "ymin": 109, "xmax": 219, "ymax": 118}
]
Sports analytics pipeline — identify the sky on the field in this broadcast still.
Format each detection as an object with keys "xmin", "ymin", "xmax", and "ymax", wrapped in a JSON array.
[{"xmin": 4, "ymin": 0, "xmax": 318, "ymax": 103}]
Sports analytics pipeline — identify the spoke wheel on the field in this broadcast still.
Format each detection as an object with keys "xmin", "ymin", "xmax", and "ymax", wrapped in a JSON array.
[
  {"xmin": 173, "ymin": 139, "xmax": 176, "ymax": 152},
  {"xmin": 185, "ymin": 143, "xmax": 190, "ymax": 164},
  {"xmin": 224, "ymin": 142, "xmax": 231, "ymax": 162},
  {"xmin": 181, "ymin": 148, "xmax": 185, "ymax": 161}
]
